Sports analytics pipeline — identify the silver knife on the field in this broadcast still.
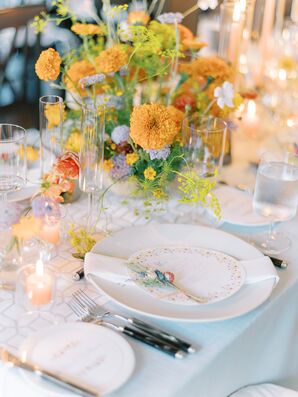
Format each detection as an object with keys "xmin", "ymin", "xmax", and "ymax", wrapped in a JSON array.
[{"xmin": 0, "ymin": 348, "xmax": 99, "ymax": 397}]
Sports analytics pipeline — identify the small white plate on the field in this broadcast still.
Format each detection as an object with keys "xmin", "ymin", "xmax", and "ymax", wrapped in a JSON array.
[
  {"xmin": 128, "ymin": 247, "xmax": 246, "ymax": 305},
  {"xmin": 89, "ymin": 224, "xmax": 275, "ymax": 322},
  {"xmin": 20, "ymin": 322, "xmax": 135, "ymax": 396},
  {"xmin": 210, "ymin": 185, "xmax": 270, "ymax": 227},
  {"xmin": 8, "ymin": 168, "xmax": 40, "ymax": 202}
]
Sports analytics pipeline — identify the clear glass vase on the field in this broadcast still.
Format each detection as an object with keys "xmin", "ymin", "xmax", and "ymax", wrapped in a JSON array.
[{"xmin": 39, "ymin": 95, "xmax": 63, "ymax": 176}]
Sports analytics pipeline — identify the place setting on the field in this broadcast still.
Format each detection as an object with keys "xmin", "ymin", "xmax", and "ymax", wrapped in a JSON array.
[{"xmin": 0, "ymin": 1, "xmax": 298, "ymax": 397}]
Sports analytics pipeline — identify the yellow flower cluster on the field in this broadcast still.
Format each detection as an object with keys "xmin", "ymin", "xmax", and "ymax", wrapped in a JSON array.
[
  {"xmin": 144, "ymin": 167, "xmax": 156, "ymax": 181},
  {"xmin": 71, "ymin": 23, "xmax": 104, "ymax": 36},
  {"xmin": 65, "ymin": 130, "xmax": 81, "ymax": 152},
  {"xmin": 128, "ymin": 11, "xmax": 150, "ymax": 25},
  {"xmin": 95, "ymin": 45, "xmax": 128, "ymax": 74},
  {"xmin": 64, "ymin": 60, "xmax": 95, "ymax": 95},
  {"xmin": 103, "ymin": 159, "xmax": 114, "ymax": 172},
  {"xmin": 44, "ymin": 102, "xmax": 65, "ymax": 129},
  {"xmin": 126, "ymin": 152, "xmax": 139, "ymax": 166},
  {"xmin": 35, "ymin": 48, "xmax": 61, "ymax": 81},
  {"xmin": 180, "ymin": 56, "xmax": 234, "ymax": 82},
  {"xmin": 19, "ymin": 145, "xmax": 39, "ymax": 161},
  {"xmin": 12, "ymin": 216, "xmax": 42, "ymax": 241},
  {"xmin": 130, "ymin": 103, "xmax": 180, "ymax": 149}
]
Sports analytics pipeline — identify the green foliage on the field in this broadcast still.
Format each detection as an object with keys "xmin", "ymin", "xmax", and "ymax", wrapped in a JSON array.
[{"xmin": 68, "ymin": 224, "xmax": 96, "ymax": 256}]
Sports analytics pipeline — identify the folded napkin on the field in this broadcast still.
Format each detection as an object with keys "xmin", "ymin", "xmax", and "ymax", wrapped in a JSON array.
[{"xmin": 84, "ymin": 252, "xmax": 279, "ymax": 286}]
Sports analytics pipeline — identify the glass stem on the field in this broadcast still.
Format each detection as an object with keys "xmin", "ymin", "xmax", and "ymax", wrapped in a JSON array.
[
  {"xmin": 0, "ymin": 192, "xmax": 7, "ymax": 202},
  {"xmin": 87, "ymin": 193, "xmax": 93, "ymax": 232}
]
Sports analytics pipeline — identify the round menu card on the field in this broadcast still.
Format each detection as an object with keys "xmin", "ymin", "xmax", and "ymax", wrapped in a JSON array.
[{"xmin": 127, "ymin": 246, "xmax": 246, "ymax": 305}]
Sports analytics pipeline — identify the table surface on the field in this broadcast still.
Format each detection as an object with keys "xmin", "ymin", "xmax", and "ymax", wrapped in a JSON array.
[{"xmin": 1, "ymin": 113, "xmax": 298, "ymax": 397}]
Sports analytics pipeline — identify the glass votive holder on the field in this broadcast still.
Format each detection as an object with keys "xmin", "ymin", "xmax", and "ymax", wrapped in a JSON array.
[{"xmin": 16, "ymin": 261, "xmax": 57, "ymax": 333}]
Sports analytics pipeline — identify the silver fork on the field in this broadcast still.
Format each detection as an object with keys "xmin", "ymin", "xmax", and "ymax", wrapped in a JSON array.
[
  {"xmin": 72, "ymin": 289, "xmax": 195, "ymax": 354},
  {"xmin": 68, "ymin": 297, "xmax": 185, "ymax": 359}
]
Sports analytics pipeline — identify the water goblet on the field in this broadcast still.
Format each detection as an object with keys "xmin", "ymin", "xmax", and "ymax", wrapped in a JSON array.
[{"xmin": 252, "ymin": 151, "xmax": 298, "ymax": 255}]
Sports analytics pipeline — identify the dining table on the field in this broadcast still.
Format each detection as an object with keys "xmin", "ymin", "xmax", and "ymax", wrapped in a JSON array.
[{"xmin": 0, "ymin": 112, "xmax": 298, "ymax": 397}]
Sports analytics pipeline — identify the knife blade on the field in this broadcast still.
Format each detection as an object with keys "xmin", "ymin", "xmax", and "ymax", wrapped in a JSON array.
[{"xmin": 0, "ymin": 348, "xmax": 99, "ymax": 397}]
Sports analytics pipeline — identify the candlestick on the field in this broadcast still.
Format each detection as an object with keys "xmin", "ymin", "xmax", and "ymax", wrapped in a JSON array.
[
  {"xmin": 26, "ymin": 260, "xmax": 53, "ymax": 306},
  {"xmin": 258, "ymin": 0, "xmax": 276, "ymax": 80}
]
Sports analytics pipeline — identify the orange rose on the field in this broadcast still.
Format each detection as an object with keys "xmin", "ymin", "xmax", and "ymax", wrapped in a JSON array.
[{"xmin": 55, "ymin": 152, "xmax": 80, "ymax": 179}]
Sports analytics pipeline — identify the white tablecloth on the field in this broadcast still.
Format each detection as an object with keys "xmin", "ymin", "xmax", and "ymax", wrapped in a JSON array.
[{"xmin": 0, "ymin": 124, "xmax": 298, "ymax": 397}]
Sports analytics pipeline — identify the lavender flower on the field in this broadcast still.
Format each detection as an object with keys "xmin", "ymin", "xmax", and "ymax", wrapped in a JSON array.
[
  {"xmin": 79, "ymin": 73, "xmax": 105, "ymax": 88},
  {"xmin": 157, "ymin": 12, "xmax": 183, "ymax": 24},
  {"xmin": 119, "ymin": 65, "xmax": 128, "ymax": 76},
  {"xmin": 111, "ymin": 125, "xmax": 130, "ymax": 144},
  {"xmin": 146, "ymin": 145, "xmax": 171, "ymax": 161},
  {"xmin": 110, "ymin": 154, "xmax": 132, "ymax": 179},
  {"xmin": 31, "ymin": 196, "xmax": 61, "ymax": 219}
]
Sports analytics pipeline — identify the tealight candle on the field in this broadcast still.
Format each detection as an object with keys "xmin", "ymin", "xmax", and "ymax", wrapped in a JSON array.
[
  {"xmin": 241, "ymin": 100, "xmax": 259, "ymax": 135},
  {"xmin": 39, "ymin": 217, "xmax": 61, "ymax": 245},
  {"xmin": 26, "ymin": 259, "xmax": 53, "ymax": 305}
]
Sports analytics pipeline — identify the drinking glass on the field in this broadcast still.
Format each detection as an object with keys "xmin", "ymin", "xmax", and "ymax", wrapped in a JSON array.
[
  {"xmin": 182, "ymin": 115, "xmax": 227, "ymax": 177},
  {"xmin": 0, "ymin": 123, "xmax": 27, "ymax": 201},
  {"xmin": 79, "ymin": 103, "xmax": 105, "ymax": 230},
  {"xmin": 39, "ymin": 95, "xmax": 63, "ymax": 176},
  {"xmin": 181, "ymin": 115, "xmax": 227, "ymax": 223},
  {"xmin": 252, "ymin": 151, "xmax": 298, "ymax": 255}
]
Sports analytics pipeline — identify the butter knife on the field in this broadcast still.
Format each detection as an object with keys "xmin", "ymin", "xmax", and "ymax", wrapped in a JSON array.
[{"xmin": 0, "ymin": 348, "xmax": 98, "ymax": 397}]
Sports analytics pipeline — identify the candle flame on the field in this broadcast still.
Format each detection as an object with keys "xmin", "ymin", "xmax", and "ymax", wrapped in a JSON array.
[
  {"xmin": 36, "ymin": 259, "xmax": 44, "ymax": 277},
  {"xmin": 233, "ymin": 2, "xmax": 241, "ymax": 22},
  {"xmin": 247, "ymin": 100, "xmax": 256, "ymax": 117}
]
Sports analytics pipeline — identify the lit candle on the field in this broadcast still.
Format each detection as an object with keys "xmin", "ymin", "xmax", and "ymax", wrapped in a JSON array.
[
  {"xmin": 242, "ymin": 100, "xmax": 259, "ymax": 135},
  {"xmin": 26, "ymin": 260, "xmax": 53, "ymax": 305},
  {"xmin": 39, "ymin": 217, "xmax": 61, "ymax": 245},
  {"xmin": 228, "ymin": 1, "xmax": 243, "ymax": 66}
]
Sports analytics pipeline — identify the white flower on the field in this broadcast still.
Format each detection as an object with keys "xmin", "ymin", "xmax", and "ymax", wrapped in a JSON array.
[
  {"xmin": 197, "ymin": 0, "xmax": 218, "ymax": 11},
  {"xmin": 214, "ymin": 81, "xmax": 234, "ymax": 109},
  {"xmin": 157, "ymin": 12, "xmax": 183, "ymax": 24},
  {"xmin": 111, "ymin": 125, "xmax": 130, "ymax": 144}
]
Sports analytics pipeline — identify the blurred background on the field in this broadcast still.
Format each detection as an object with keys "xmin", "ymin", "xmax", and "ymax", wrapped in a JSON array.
[{"xmin": 0, "ymin": 0, "xmax": 295, "ymax": 129}]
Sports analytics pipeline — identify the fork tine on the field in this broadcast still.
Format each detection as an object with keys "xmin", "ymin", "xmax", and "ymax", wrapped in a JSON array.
[
  {"xmin": 72, "ymin": 294, "xmax": 91, "ymax": 313},
  {"xmin": 67, "ymin": 301, "xmax": 84, "ymax": 319},
  {"xmin": 75, "ymin": 289, "xmax": 97, "ymax": 309}
]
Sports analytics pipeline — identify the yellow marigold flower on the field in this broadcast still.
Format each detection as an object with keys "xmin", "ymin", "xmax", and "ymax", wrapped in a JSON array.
[
  {"xmin": 127, "ymin": 11, "xmax": 150, "ymax": 25},
  {"xmin": 182, "ymin": 39, "xmax": 208, "ymax": 50},
  {"xmin": 103, "ymin": 159, "xmax": 114, "ymax": 172},
  {"xmin": 64, "ymin": 60, "xmax": 96, "ymax": 96},
  {"xmin": 12, "ymin": 216, "xmax": 42, "ymax": 241},
  {"xmin": 178, "ymin": 24, "xmax": 194, "ymax": 41},
  {"xmin": 95, "ymin": 45, "xmax": 128, "ymax": 74},
  {"xmin": 65, "ymin": 130, "xmax": 81, "ymax": 152},
  {"xmin": 71, "ymin": 23, "xmax": 104, "ymax": 36},
  {"xmin": 19, "ymin": 145, "xmax": 39, "ymax": 161},
  {"xmin": 35, "ymin": 48, "xmax": 61, "ymax": 81},
  {"xmin": 44, "ymin": 102, "xmax": 65, "ymax": 129},
  {"xmin": 126, "ymin": 152, "xmax": 139, "ymax": 166},
  {"xmin": 144, "ymin": 167, "xmax": 156, "ymax": 181},
  {"xmin": 130, "ymin": 103, "xmax": 179, "ymax": 149},
  {"xmin": 180, "ymin": 56, "xmax": 234, "ymax": 83},
  {"xmin": 167, "ymin": 105, "xmax": 184, "ymax": 131}
]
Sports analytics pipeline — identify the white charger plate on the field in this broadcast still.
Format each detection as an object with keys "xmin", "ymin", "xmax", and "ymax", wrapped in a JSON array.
[
  {"xmin": 89, "ymin": 224, "xmax": 275, "ymax": 322},
  {"xmin": 20, "ymin": 322, "xmax": 135, "ymax": 396}
]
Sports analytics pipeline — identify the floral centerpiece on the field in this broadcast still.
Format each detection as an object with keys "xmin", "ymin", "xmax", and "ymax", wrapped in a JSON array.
[{"xmin": 33, "ymin": 0, "xmax": 242, "ymax": 214}]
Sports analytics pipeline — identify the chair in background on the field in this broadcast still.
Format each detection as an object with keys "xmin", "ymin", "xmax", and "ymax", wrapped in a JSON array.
[
  {"xmin": 230, "ymin": 383, "xmax": 298, "ymax": 397},
  {"xmin": 0, "ymin": 4, "xmax": 45, "ymax": 128}
]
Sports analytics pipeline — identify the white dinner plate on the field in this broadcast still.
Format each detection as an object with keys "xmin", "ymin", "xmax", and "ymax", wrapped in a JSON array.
[
  {"xmin": 20, "ymin": 322, "xmax": 135, "ymax": 396},
  {"xmin": 209, "ymin": 185, "xmax": 270, "ymax": 227},
  {"xmin": 127, "ymin": 246, "xmax": 246, "ymax": 305},
  {"xmin": 89, "ymin": 224, "xmax": 275, "ymax": 322}
]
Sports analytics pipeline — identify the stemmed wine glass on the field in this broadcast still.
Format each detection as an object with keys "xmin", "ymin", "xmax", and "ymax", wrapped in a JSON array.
[
  {"xmin": 0, "ymin": 123, "xmax": 27, "ymax": 203},
  {"xmin": 252, "ymin": 151, "xmax": 298, "ymax": 255},
  {"xmin": 79, "ymin": 103, "xmax": 105, "ymax": 230},
  {"xmin": 181, "ymin": 115, "xmax": 227, "ymax": 223}
]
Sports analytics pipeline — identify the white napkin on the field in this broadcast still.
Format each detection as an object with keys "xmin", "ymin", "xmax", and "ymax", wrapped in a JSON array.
[{"xmin": 84, "ymin": 252, "xmax": 279, "ymax": 286}]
